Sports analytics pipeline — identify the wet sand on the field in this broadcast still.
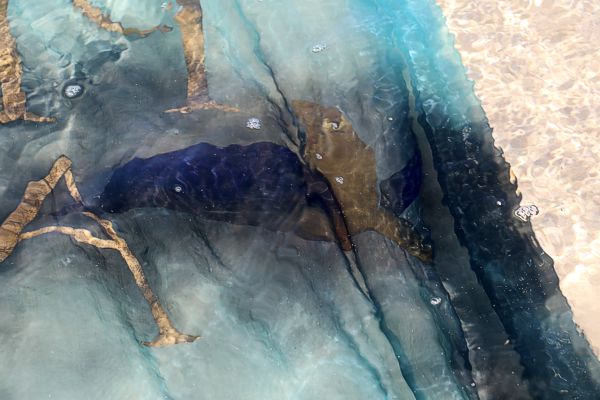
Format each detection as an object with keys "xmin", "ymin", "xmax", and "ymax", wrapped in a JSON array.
[{"xmin": 437, "ymin": 0, "xmax": 600, "ymax": 354}]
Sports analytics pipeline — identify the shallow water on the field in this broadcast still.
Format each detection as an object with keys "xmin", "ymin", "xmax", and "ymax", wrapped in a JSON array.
[
  {"xmin": 0, "ymin": 0, "xmax": 599, "ymax": 399},
  {"xmin": 437, "ymin": 0, "xmax": 600, "ymax": 357}
]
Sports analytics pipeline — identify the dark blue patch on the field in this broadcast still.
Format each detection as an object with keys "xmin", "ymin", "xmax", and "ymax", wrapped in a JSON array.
[
  {"xmin": 380, "ymin": 151, "xmax": 422, "ymax": 215},
  {"xmin": 100, "ymin": 142, "xmax": 307, "ymax": 226}
]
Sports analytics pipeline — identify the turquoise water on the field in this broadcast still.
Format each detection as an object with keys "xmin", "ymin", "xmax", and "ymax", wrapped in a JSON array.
[{"xmin": 0, "ymin": 0, "xmax": 598, "ymax": 399}]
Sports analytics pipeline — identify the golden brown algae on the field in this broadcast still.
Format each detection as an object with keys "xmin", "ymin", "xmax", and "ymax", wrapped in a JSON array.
[
  {"xmin": 165, "ymin": 0, "xmax": 238, "ymax": 113},
  {"xmin": 72, "ymin": 0, "xmax": 172, "ymax": 37},
  {"xmin": 0, "ymin": 0, "xmax": 54, "ymax": 124},
  {"xmin": 71, "ymin": 0, "xmax": 236, "ymax": 113},
  {"xmin": 0, "ymin": 156, "xmax": 198, "ymax": 347},
  {"xmin": 293, "ymin": 100, "xmax": 432, "ymax": 262}
]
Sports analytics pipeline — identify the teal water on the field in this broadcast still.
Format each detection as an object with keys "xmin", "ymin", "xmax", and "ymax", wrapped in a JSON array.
[{"xmin": 0, "ymin": 0, "xmax": 598, "ymax": 399}]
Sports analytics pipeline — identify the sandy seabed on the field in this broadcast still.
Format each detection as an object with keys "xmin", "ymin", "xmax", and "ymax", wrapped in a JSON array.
[{"xmin": 437, "ymin": 0, "xmax": 600, "ymax": 354}]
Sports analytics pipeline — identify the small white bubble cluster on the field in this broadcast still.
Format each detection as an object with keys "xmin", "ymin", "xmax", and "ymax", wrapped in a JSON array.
[
  {"xmin": 64, "ymin": 84, "xmax": 83, "ymax": 99},
  {"xmin": 174, "ymin": 185, "xmax": 183, "ymax": 193},
  {"xmin": 515, "ymin": 204, "xmax": 539, "ymax": 221},
  {"xmin": 430, "ymin": 297, "xmax": 442, "ymax": 306},
  {"xmin": 462, "ymin": 126, "xmax": 472, "ymax": 140},
  {"xmin": 335, "ymin": 176, "xmax": 344, "ymax": 184},
  {"xmin": 315, "ymin": 153, "xmax": 323, "ymax": 160},
  {"xmin": 246, "ymin": 117, "xmax": 262, "ymax": 130},
  {"xmin": 311, "ymin": 43, "xmax": 327, "ymax": 53}
]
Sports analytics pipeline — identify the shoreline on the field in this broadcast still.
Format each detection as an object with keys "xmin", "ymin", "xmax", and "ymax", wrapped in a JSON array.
[{"xmin": 437, "ymin": 0, "xmax": 600, "ymax": 355}]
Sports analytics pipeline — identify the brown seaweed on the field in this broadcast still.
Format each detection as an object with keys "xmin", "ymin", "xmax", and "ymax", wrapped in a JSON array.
[
  {"xmin": 0, "ymin": 156, "xmax": 198, "ymax": 347},
  {"xmin": 71, "ymin": 0, "xmax": 237, "ymax": 113},
  {"xmin": 72, "ymin": 0, "xmax": 172, "ymax": 37},
  {"xmin": 165, "ymin": 0, "xmax": 238, "ymax": 113},
  {"xmin": 292, "ymin": 100, "xmax": 431, "ymax": 262},
  {"xmin": 0, "ymin": 0, "xmax": 54, "ymax": 124}
]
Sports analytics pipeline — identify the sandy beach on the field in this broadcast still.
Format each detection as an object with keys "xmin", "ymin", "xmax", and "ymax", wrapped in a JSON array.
[{"xmin": 437, "ymin": 0, "xmax": 600, "ymax": 354}]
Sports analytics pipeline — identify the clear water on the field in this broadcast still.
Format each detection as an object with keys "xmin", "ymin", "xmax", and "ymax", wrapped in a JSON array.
[{"xmin": 0, "ymin": 0, "xmax": 598, "ymax": 399}]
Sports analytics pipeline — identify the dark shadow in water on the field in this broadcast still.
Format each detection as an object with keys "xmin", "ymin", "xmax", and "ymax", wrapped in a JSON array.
[{"xmin": 414, "ymin": 105, "xmax": 600, "ymax": 398}]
